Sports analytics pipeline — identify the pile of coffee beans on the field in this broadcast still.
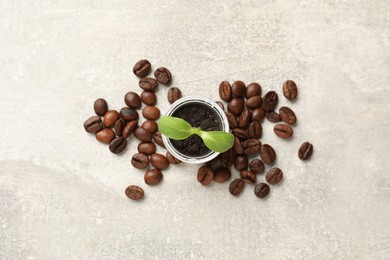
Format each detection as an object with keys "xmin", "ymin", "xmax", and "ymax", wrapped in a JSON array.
[{"xmin": 195, "ymin": 80, "xmax": 313, "ymax": 199}]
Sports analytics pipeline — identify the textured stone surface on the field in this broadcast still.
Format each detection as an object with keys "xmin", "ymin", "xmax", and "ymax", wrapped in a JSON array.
[{"xmin": 1, "ymin": 0, "xmax": 389, "ymax": 259}]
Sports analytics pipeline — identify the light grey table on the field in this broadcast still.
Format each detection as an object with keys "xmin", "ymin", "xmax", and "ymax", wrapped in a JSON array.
[{"xmin": 1, "ymin": 1, "xmax": 389, "ymax": 259}]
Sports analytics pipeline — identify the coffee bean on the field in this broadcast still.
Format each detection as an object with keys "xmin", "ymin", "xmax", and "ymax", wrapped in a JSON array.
[
  {"xmin": 231, "ymin": 80, "xmax": 246, "ymax": 97},
  {"xmin": 84, "ymin": 116, "xmax": 103, "ymax": 133},
  {"xmin": 266, "ymin": 112, "xmax": 281, "ymax": 123},
  {"xmin": 274, "ymin": 124, "xmax": 293, "ymax": 139},
  {"xmin": 216, "ymin": 101, "xmax": 224, "ymax": 110},
  {"xmin": 122, "ymin": 120, "xmax": 138, "ymax": 138},
  {"xmin": 144, "ymin": 168, "xmax": 163, "ymax": 185},
  {"xmin": 167, "ymin": 87, "xmax": 182, "ymax": 104},
  {"xmin": 246, "ymin": 96, "xmax": 262, "ymax": 109},
  {"xmin": 263, "ymin": 91, "xmax": 278, "ymax": 112},
  {"xmin": 246, "ymin": 83, "xmax": 261, "ymax": 98},
  {"xmin": 153, "ymin": 132, "xmax": 165, "ymax": 147},
  {"xmin": 133, "ymin": 59, "xmax": 151, "ymax": 78},
  {"xmin": 220, "ymin": 149, "xmax": 235, "ymax": 168},
  {"xmin": 151, "ymin": 153, "xmax": 170, "ymax": 170},
  {"xmin": 260, "ymin": 144, "xmax": 276, "ymax": 164},
  {"xmin": 125, "ymin": 185, "xmax": 144, "ymax": 201},
  {"xmin": 206, "ymin": 154, "xmax": 220, "ymax": 167},
  {"xmin": 166, "ymin": 151, "xmax": 181, "ymax": 164},
  {"xmin": 95, "ymin": 128, "xmax": 115, "ymax": 144},
  {"xmin": 240, "ymin": 170, "xmax": 257, "ymax": 184},
  {"xmin": 249, "ymin": 159, "xmax": 265, "ymax": 174},
  {"xmin": 120, "ymin": 107, "xmax": 139, "ymax": 121},
  {"xmin": 279, "ymin": 106, "xmax": 297, "ymax": 125},
  {"xmin": 229, "ymin": 178, "xmax": 245, "ymax": 196},
  {"xmin": 226, "ymin": 112, "xmax": 238, "ymax": 128},
  {"xmin": 233, "ymin": 137, "xmax": 244, "ymax": 155},
  {"xmin": 139, "ymin": 78, "xmax": 158, "ymax": 91},
  {"xmin": 252, "ymin": 107, "xmax": 266, "ymax": 122},
  {"xmin": 131, "ymin": 153, "xmax": 150, "ymax": 169},
  {"xmin": 227, "ymin": 98, "xmax": 244, "ymax": 115},
  {"xmin": 298, "ymin": 142, "xmax": 313, "ymax": 160},
  {"xmin": 219, "ymin": 81, "xmax": 232, "ymax": 101},
  {"xmin": 93, "ymin": 98, "xmax": 108, "ymax": 116},
  {"xmin": 232, "ymin": 128, "xmax": 249, "ymax": 140},
  {"xmin": 137, "ymin": 142, "xmax": 156, "ymax": 155},
  {"xmin": 114, "ymin": 119, "xmax": 124, "ymax": 136},
  {"xmin": 154, "ymin": 67, "xmax": 172, "ymax": 85},
  {"xmin": 197, "ymin": 165, "xmax": 214, "ymax": 186},
  {"xmin": 254, "ymin": 183, "xmax": 270, "ymax": 198},
  {"xmin": 103, "ymin": 110, "xmax": 119, "ymax": 127},
  {"xmin": 283, "ymin": 80, "xmax": 298, "ymax": 100},
  {"xmin": 109, "ymin": 137, "xmax": 127, "ymax": 154},
  {"xmin": 234, "ymin": 155, "xmax": 248, "ymax": 171},
  {"xmin": 248, "ymin": 121, "xmax": 262, "ymax": 139},
  {"xmin": 238, "ymin": 109, "xmax": 251, "ymax": 128},
  {"xmin": 134, "ymin": 127, "xmax": 153, "ymax": 142},
  {"xmin": 243, "ymin": 139, "xmax": 261, "ymax": 155},
  {"xmin": 213, "ymin": 167, "xmax": 231, "ymax": 183},
  {"xmin": 141, "ymin": 91, "xmax": 157, "ymax": 106},
  {"xmin": 266, "ymin": 168, "xmax": 283, "ymax": 184},
  {"xmin": 141, "ymin": 120, "xmax": 158, "ymax": 134},
  {"xmin": 124, "ymin": 92, "xmax": 141, "ymax": 109},
  {"xmin": 142, "ymin": 106, "xmax": 160, "ymax": 120}
]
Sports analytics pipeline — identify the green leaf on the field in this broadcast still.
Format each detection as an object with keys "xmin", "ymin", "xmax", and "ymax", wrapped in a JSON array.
[
  {"xmin": 158, "ymin": 116, "xmax": 196, "ymax": 140},
  {"xmin": 198, "ymin": 131, "xmax": 234, "ymax": 153}
]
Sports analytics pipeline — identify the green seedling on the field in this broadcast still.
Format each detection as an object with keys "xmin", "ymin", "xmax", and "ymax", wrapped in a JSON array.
[{"xmin": 158, "ymin": 116, "xmax": 234, "ymax": 153}]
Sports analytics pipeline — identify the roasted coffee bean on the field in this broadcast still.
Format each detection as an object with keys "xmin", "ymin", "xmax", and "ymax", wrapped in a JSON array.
[
  {"xmin": 246, "ymin": 96, "xmax": 262, "ymax": 109},
  {"xmin": 151, "ymin": 153, "xmax": 170, "ymax": 170},
  {"xmin": 234, "ymin": 155, "xmax": 249, "ymax": 171},
  {"xmin": 137, "ymin": 142, "xmax": 156, "ymax": 155},
  {"xmin": 216, "ymin": 101, "xmax": 224, "ymax": 110},
  {"xmin": 141, "ymin": 120, "xmax": 158, "ymax": 134},
  {"xmin": 144, "ymin": 169, "xmax": 163, "ymax": 186},
  {"xmin": 246, "ymin": 83, "xmax": 261, "ymax": 98},
  {"xmin": 206, "ymin": 154, "xmax": 220, "ymax": 167},
  {"xmin": 120, "ymin": 107, "xmax": 139, "ymax": 121},
  {"xmin": 103, "ymin": 110, "xmax": 119, "ymax": 127},
  {"xmin": 84, "ymin": 116, "xmax": 103, "ymax": 133},
  {"xmin": 124, "ymin": 92, "xmax": 141, "ymax": 109},
  {"xmin": 240, "ymin": 170, "xmax": 257, "ymax": 184},
  {"xmin": 243, "ymin": 139, "xmax": 261, "ymax": 155},
  {"xmin": 254, "ymin": 183, "xmax": 270, "ymax": 198},
  {"xmin": 114, "ymin": 119, "xmax": 125, "ymax": 136},
  {"xmin": 167, "ymin": 87, "xmax": 182, "ymax": 104},
  {"xmin": 233, "ymin": 137, "xmax": 244, "ymax": 155},
  {"xmin": 229, "ymin": 178, "xmax": 245, "ymax": 196},
  {"xmin": 266, "ymin": 112, "xmax": 281, "ymax": 122},
  {"xmin": 279, "ymin": 106, "xmax": 297, "ymax": 125},
  {"xmin": 220, "ymin": 149, "xmax": 235, "ymax": 168},
  {"xmin": 298, "ymin": 142, "xmax": 313, "ymax": 160},
  {"xmin": 232, "ymin": 128, "xmax": 250, "ymax": 140},
  {"xmin": 153, "ymin": 132, "xmax": 165, "ymax": 147},
  {"xmin": 274, "ymin": 124, "xmax": 293, "ymax": 139},
  {"xmin": 249, "ymin": 159, "xmax": 265, "ymax": 174},
  {"xmin": 93, "ymin": 98, "xmax": 108, "ymax": 116},
  {"xmin": 166, "ymin": 151, "xmax": 181, "ymax": 164},
  {"xmin": 248, "ymin": 121, "xmax": 262, "ymax": 139},
  {"xmin": 260, "ymin": 144, "xmax": 276, "ymax": 164},
  {"xmin": 283, "ymin": 80, "xmax": 298, "ymax": 100},
  {"xmin": 131, "ymin": 153, "xmax": 150, "ymax": 169},
  {"xmin": 109, "ymin": 137, "xmax": 127, "ymax": 154},
  {"xmin": 134, "ymin": 127, "xmax": 153, "ymax": 142},
  {"xmin": 213, "ymin": 167, "xmax": 231, "ymax": 183},
  {"xmin": 154, "ymin": 67, "xmax": 172, "ymax": 85},
  {"xmin": 226, "ymin": 112, "xmax": 238, "ymax": 128},
  {"xmin": 122, "ymin": 120, "xmax": 138, "ymax": 138},
  {"xmin": 125, "ymin": 185, "xmax": 144, "ymax": 201},
  {"xmin": 95, "ymin": 128, "xmax": 115, "ymax": 144},
  {"xmin": 219, "ymin": 81, "xmax": 232, "ymax": 101},
  {"xmin": 139, "ymin": 78, "xmax": 158, "ymax": 91},
  {"xmin": 231, "ymin": 80, "xmax": 246, "ymax": 97},
  {"xmin": 133, "ymin": 59, "xmax": 151, "ymax": 78},
  {"xmin": 142, "ymin": 106, "xmax": 160, "ymax": 120},
  {"xmin": 238, "ymin": 109, "xmax": 251, "ymax": 128},
  {"xmin": 228, "ymin": 98, "xmax": 244, "ymax": 115},
  {"xmin": 197, "ymin": 165, "xmax": 214, "ymax": 186},
  {"xmin": 263, "ymin": 91, "xmax": 278, "ymax": 112},
  {"xmin": 141, "ymin": 91, "xmax": 157, "ymax": 106},
  {"xmin": 252, "ymin": 107, "xmax": 266, "ymax": 122},
  {"xmin": 266, "ymin": 168, "xmax": 283, "ymax": 184}
]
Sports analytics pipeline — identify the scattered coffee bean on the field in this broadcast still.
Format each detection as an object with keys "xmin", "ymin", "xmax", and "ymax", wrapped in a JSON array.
[
  {"xmin": 233, "ymin": 137, "xmax": 244, "ymax": 155},
  {"xmin": 266, "ymin": 112, "xmax": 281, "ymax": 123},
  {"xmin": 238, "ymin": 109, "xmax": 251, "ymax": 128},
  {"xmin": 134, "ymin": 127, "xmax": 153, "ymax": 142},
  {"xmin": 220, "ymin": 149, "xmax": 235, "ymax": 168},
  {"xmin": 153, "ymin": 132, "xmax": 165, "ymax": 147},
  {"xmin": 96, "ymin": 128, "xmax": 115, "ymax": 144},
  {"xmin": 144, "ymin": 169, "xmax": 163, "ymax": 185},
  {"xmin": 141, "ymin": 91, "xmax": 157, "ymax": 106},
  {"xmin": 231, "ymin": 80, "xmax": 246, "ymax": 97},
  {"xmin": 252, "ymin": 107, "xmax": 266, "ymax": 122},
  {"xmin": 103, "ymin": 110, "xmax": 119, "ymax": 127},
  {"xmin": 133, "ymin": 59, "xmax": 151, "ymax": 78},
  {"xmin": 279, "ymin": 106, "xmax": 297, "ymax": 125},
  {"xmin": 243, "ymin": 139, "xmax": 261, "ymax": 155},
  {"xmin": 260, "ymin": 144, "xmax": 276, "ymax": 164},
  {"xmin": 167, "ymin": 87, "xmax": 182, "ymax": 104},
  {"xmin": 283, "ymin": 80, "xmax": 298, "ymax": 100},
  {"xmin": 142, "ymin": 106, "xmax": 160, "ymax": 120},
  {"xmin": 274, "ymin": 124, "xmax": 293, "ymax": 139},
  {"xmin": 151, "ymin": 153, "xmax": 170, "ymax": 170},
  {"xmin": 246, "ymin": 96, "xmax": 262, "ymax": 109},
  {"xmin": 229, "ymin": 178, "xmax": 245, "ymax": 196},
  {"xmin": 154, "ymin": 67, "xmax": 172, "ymax": 85},
  {"xmin": 125, "ymin": 185, "xmax": 144, "ymax": 201},
  {"xmin": 114, "ymin": 119, "xmax": 125, "ymax": 136},
  {"xmin": 240, "ymin": 170, "xmax": 257, "ymax": 184},
  {"xmin": 109, "ymin": 137, "xmax": 127, "ymax": 154},
  {"xmin": 298, "ymin": 142, "xmax": 313, "ymax": 160},
  {"xmin": 137, "ymin": 142, "xmax": 156, "ymax": 155},
  {"xmin": 228, "ymin": 97, "xmax": 245, "ymax": 115},
  {"xmin": 84, "ymin": 116, "xmax": 103, "ymax": 133},
  {"xmin": 234, "ymin": 155, "xmax": 248, "ymax": 171},
  {"xmin": 232, "ymin": 128, "xmax": 250, "ymax": 140},
  {"xmin": 216, "ymin": 101, "xmax": 224, "ymax": 110},
  {"xmin": 226, "ymin": 112, "xmax": 238, "ymax": 128},
  {"xmin": 139, "ymin": 78, "xmax": 158, "ymax": 91},
  {"xmin": 197, "ymin": 165, "xmax": 214, "ymax": 186},
  {"xmin": 266, "ymin": 168, "xmax": 283, "ymax": 184},
  {"xmin": 213, "ymin": 167, "xmax": 231, "ymax": 183},
  {"xmin": 249, "ymin": 159, "xmax": 265, "ymax": 174},
  {"xmin": 166, "ymin": 151, "xmax": 181, "ymax": 165},
  {"xmin": 122, "ymin": 120, "xmax": 138, "ymax": 138},
  {"xmin": 263, "ymin": 91, "xmax": 278, "ymax": 112},
  {"xmin": 120, "ymin": 107, "xmax": 139, "ymax": 121},
  {"xmin": 219, "ymin": 81, "xmax": 232, "ymax": 101},
  {"xmin": 248, "ymin": 121, "xmax": 262, "ymax": 139},
  {"xmin": 94, "ymin": 98, "xmax": 108, "ymax": 116},
  {"xmin": 254, "ymin": 183, "xmax": 270, "ymax": 198},
  {"xmin": 141, "ymin": 120, "xmax": 158, "ymax": 134},
  {"xmin": 246, "ymin": 83, "xmax": 261, "ymax": 98},
  {"xmin": 131, "ymin": 153, "xmax": 150, "ymax": 169},
  {"xmin": 124, "ymin": 92, "xmax": 142, "ymax": 109}
]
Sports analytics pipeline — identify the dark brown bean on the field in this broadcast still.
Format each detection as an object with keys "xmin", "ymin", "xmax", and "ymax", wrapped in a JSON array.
[
  {"xmin": 260, "ymin": 144, "xmax": 276, "ymax": 164},
  {"xmin": 266, "ymin": 168, "xmax": 283, "ymax": 184},
  {"xmin": 233, "ymin": 137, "xmax": 244, "ymax": 155},
  {"xmin": 249, "ymin": 159, "xmax": 265, "ymax": 174},
  {"xmin": 213, "ymin": 167, "xmax": 231, "ymax": 183},
  {"xmin": 151, "ymin": 153, "xmax": 170, "ymax": 170},
  {"xmin": 254, "ymin": 183, "xmax": 270, "ymax": 198},
  {"xmin": 234, "ymin": 155, "xmax": 248, "ymax": 171},
  {"xmin": 134, "ymin": 127, "xmax": 153, "ymax": 142},
  {"xmin": 95, "ymin": 128, "xmax": 115, "ymax": 144},
  {"xmin": 114, "ymin": 119, "xmax": 124, "ymax": 136},
  {"xmin": 252, "ymin": 107, "xmax": 266, "ymax": 122},
  {"xmin": 131, "ymin": 153, "xmax": 150, "ymax": 169},
  {"xmin": 248, "ymin": 121, "xmax": 262, "ymax": 139},
  {"xmin": 298, "ymin": 142, "xmax": 313, "ymax": 160},
  {"xmin": 232, "ymin": 128, "xmax": 250, "ymax": 140},
  {"xmin": 197, "ymin": 165, "xmax": 214, "ymax": 186},
  {"xmin": 109, "ymin": 137, "xmax": 127, "ymax": 154},
  {"xmin": 142, "ymin": 106, "xmax": 160, "ymax": 120},
  {"xmin": 139, "ymin": 78, "xmax": 158, "ymax": 91},
  {"xmin": 231, "ymin": 80, "xmax": 246, "ymax": 97},
  {"xmin": 124, "ymin": 92, "xmax": 141, "ymax": 109},
  {"xmin": 227, "ymin": 97, "xmax": 244, "ymax": 116},
  {"xmin": 166, "ymin": 151, "xmax": 181, "ymax": 164},
  {"xmin": 120, "ymin": 107, "xmax": 139, "ymax": 121},
  {"xmin": 226, "ymin": 112, "xmax": 238, "ymax": 128},
  {"xmin": 216, "ymin": 101, "xmax": 224, "ymax": 110},
  {"xmin": 238, "ymin": 109, "xmax": 251, "ymax": 128},
  {"xmin": 103, "ymin": 110, "xmax": 119, "ymax": 127},
  {"xmin": 206, "ymin": 154, "xmax": 220, "ymax": 167},
  {"xmin": 144, "ymin": 169, "xmax": 163, "ymax": 186},
  {"xmin": 246, "ymin": 83, "xmax": 261, "ymax": 98},
  {"xmin": 240, "ymin": 170, "xmax": 257, "ymax": 184},
  {"xmin": 246, "ymin": 96, "xmax": 262, "ymax": 109},
  {"xmin": 229, "ymin": 179, "xmax": 245, "ymax": 196},
  {"xmin": 219, "ymin": 81, "xmax": 232, "ymax": 101},
  {"xmin": 283, "ymin": 80, "xmax": 298, "ymax": 100},
  {"xmin": 125, "ymin": 185, "xmax": 144, "ymax": 201},
  {"xmin": 220, "ymin": 149, "xmax": 235, "ymax": 168},
  {"xmin": 167, "ymin": 87, "xmax": 182, "ymax": 104},
  {"xmin": 263, "ymin": 91, "xmax": 278, "ymax": 112},
  {"xmin": 154, "ymin": 67, "xmax": 172, "ymax": 85},
  {"xmin": 137, "ymin": 142, "xmax": 156, "ymax": 155},
  {"xmin": 141, "ymin": 91, "xmax": 157, "ymax": 106},
  {"xmin": 133, "ymin": 59, "xmax": 151, "ymax": 78},
  {"xmin": 279, "ymin": 106, "xmax": 297, "ymax": 125},
  {"xmin": 153, "ymin": 132, "xmax": 165, "ymax": 147},
  {"xmin": 266, "ymin": 112, "xmax": 281, "ymax": 123},
  {"xmin": 94, "ymin": 98, "xmax": 108, "ymax": 116},
  {"xmin": 84, "ymin": 116, "xmax": 103, "ymax": 133},
  {"xmin": 141, "ymin": 120, "xmax": 158, "ymax": 134},
  {"xmin": 122, "ymin": 120, "xmax": 138, "ymax": 138},
  {"xmin": 274, "ymin": 124, "xmax": 293, "ymax": 139},
  {"xmin": 243, "ymin": 139, "xmax": 261, "ymax": 155}
]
